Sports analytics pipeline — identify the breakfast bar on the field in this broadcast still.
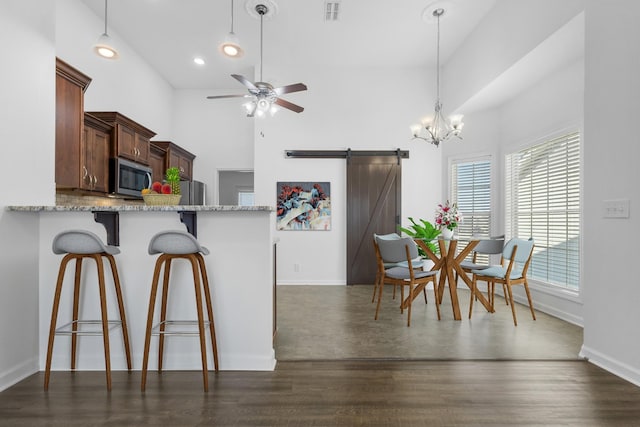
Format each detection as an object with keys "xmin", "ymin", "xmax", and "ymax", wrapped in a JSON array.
[{"xmin": 6, "ymin": 205, "xmax": 277, "ymax": 373}]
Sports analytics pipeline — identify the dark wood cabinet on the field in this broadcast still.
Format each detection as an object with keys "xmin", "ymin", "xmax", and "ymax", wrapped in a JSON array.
[
  {"xmin": 55, "ymin": 58, "xmax": 92, "ymax": 189},
  {"xmin": 150, "ymin": 141, "xmax": 195, "ymax": 181},
  {"xmin": 82, "ymin": 114, "xmax": 111, "ymax": 192},
  {"xmin": 87, "ymin": 112, "xmax": 156, "ymax": 165},
  {"xmin": 149, "ymin": 143, "xmax": 167, "ymax": 182}
]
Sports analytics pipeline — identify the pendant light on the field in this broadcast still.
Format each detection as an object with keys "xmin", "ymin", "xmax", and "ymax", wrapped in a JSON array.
[
  {"xmin": 92, "ymin": 0, "xmax": 119, "ymax": 60},
  {"xmin": 411, "ymin": 8, "xmax": 463, "ymax": 147},
  {"xmin": 220, "ymin": 0, "xmax": 244, "ymax": 58}
]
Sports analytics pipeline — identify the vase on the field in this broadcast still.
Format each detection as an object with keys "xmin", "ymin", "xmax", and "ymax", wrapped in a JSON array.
[{"xmin": 441, "ymin": 227, "xmax": 454, "ymax": 240}]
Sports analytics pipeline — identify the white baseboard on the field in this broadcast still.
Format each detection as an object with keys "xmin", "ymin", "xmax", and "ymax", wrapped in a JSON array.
[
  {"xmin": 580, "ymin": 345, "xmax": 640, "ymax": 387},
  {"xmin": 0, "ymin": 357, "xmax": 38, "ymax": 392}
]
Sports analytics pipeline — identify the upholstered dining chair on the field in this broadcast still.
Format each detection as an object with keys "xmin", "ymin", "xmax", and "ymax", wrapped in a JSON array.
[
  {"xmin": 469, "ymin": 237, "xmax": 536, "ymax": 326},
  {"xmin": 456, "ymin": 235, "xmax": 505, "ymax": 300},
  {"xmin": 371, "ymin": 233, "xmax": 425, "ymax": 303},
  {"xmin": 373, "ymin": 236, "xmax": 440, "ymax": 326}
]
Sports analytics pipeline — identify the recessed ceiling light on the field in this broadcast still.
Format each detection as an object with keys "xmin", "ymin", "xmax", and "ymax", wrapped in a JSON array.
[{"xmin": 193, "ymin": 57, "xmax": 205, "ymax": 65}]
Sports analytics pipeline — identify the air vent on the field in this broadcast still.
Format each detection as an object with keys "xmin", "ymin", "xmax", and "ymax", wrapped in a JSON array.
[{"xmin": 324, "ymin": 1, "xmax": 340, "ymax": 21}]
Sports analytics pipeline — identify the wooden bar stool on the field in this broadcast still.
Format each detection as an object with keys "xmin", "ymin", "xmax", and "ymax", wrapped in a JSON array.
[
  {"xmin": 141, "ymin": 230, "xmax": 218, "ymax": 392},
  {"xmin": 44, "ymin": 230, "xmax": 132, "ymax": 391}
]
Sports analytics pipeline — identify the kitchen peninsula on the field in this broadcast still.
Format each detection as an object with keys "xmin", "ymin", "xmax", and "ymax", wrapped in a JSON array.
[{"xmin": 6, "ymin": 204, "xmax": 276, "ymax": 373}]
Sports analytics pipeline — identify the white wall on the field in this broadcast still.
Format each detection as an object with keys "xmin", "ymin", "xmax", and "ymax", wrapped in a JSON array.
[
  {"xmin": 581, "ymin": 0, "xmax": 640, "ymax": 387},
  {"xmin": 0, "ymin": 0, "xmax": 56, "ymax": 391},
  {"xmin": 252, "ymin": 65, "xmax": 442, "ymax": 284}
]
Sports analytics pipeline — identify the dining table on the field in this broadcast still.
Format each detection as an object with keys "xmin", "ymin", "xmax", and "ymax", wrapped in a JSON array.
[{"xmin": 415, "ymin": 237, "xmax": 494, "ymax": 320}]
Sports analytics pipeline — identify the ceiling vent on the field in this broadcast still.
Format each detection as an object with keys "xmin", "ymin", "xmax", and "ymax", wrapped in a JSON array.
[{"xmin": 324, "ymin": 1, "xmax": 341, "ymax": 21}]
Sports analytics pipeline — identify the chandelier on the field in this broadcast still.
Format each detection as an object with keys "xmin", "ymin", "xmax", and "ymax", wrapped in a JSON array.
[{"xmin": 411, "ymin": 8, "xmax": 463, "ymax": 147}]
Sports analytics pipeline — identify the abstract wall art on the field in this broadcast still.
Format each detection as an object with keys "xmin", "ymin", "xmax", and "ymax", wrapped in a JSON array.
[{"xmin": 276, "ymin": 181, "xmax": 331, "ymax": 230}]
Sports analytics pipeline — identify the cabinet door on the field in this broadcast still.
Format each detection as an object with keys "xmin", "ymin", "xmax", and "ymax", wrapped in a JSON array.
[
  {"xmin": 178, "ymin": 156, "xmax": 192, "ymax": 180},
  {"xmin": 80, "ymin": 127, "xmax": 93, "ymax": 191},
  {"xmin": 117, "ymin": 125, "xmax": 136, "ymax": 161},
  {"xmin": 135, "ymin": 133, "xmax": 150, "ymax": 164},
  {"xmin": 91, "ymin": 129, "xmax": 109, "ymax": 193},
  {"xmin": 149, "ymin": 149, "xmax": 165, "ymax": 182}
]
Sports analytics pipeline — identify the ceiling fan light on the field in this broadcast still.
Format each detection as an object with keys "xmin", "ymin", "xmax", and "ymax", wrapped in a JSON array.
[
  {"xmin": 220, "ymin": 31, "xmax": 243, "ymax": 58},
  {"xmin": 93, "ymin": 33, "xmax": 119, "ymax": 59},
  {"xmin": 257, "ymin": 98, "xmax": 271, "ymax": 111}
]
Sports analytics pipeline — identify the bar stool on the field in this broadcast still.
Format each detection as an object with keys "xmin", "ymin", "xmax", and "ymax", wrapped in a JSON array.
[
  {"xmin": 44, "ymin": 230, "xmax": 132, "ymax": 391},
  {"xmin": 141, "ymin": 230, "xmax": 218, "ymax": 392}
]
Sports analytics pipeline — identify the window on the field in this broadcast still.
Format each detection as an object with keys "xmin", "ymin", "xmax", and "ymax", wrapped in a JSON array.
[
  {"xmin": 450, "ymin": 157, "xmax": 492, "ymax": 239},
  {"xmin": 505, "ymin": 131, "xmax": 581, "ymax": 290}
]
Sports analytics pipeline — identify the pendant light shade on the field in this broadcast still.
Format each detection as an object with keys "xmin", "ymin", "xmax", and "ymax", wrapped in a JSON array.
[
  {"xmin": 220, "ymin": 0, "xmax": 243, "ymax": 58},
  {"xmin": 93, "ymin": 0, "xmax": 119, "ymax": 60}
]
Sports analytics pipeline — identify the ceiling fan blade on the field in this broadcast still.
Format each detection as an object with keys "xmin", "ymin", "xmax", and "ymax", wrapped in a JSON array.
[
  {"xmin": 274, "ymin": 83, "xmax": 308, "ymax": 96},
  {"xmin": 231, "ymin": 74, "xmax": 257, "ymax": 90},
  {"xmin": 206, "ymin": 94, "xmax": 248, "ymax": 99},
  {"xmin": 274, "ymin": 97, "xmax": 304, "ymax": 113}
]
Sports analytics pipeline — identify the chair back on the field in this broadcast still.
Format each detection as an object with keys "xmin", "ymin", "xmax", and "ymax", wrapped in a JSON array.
[
  {"xmin": 473, "ymin": 235, "xmax": 505, "ymax": 255},
  {"xmin": 503, "ymin": 238, "xmax": 534, "ymax": 263},
  {"xmin": 377, "ymin": 236, "xmax": 418, "ymax": 263}
]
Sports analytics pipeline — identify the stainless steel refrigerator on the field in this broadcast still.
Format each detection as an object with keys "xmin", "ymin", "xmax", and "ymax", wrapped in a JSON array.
[{"xmin": 179, "ymin": 180, "xmax": 205, "ymax": 205}]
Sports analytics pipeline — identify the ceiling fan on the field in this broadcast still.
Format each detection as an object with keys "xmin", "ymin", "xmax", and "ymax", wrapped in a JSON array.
[{"xmin": 207, "ymin": 3, "xmax": 307, "ymax": 117}]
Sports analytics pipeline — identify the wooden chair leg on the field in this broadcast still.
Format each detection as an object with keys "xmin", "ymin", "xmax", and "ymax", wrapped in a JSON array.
[
  {"xmin": 189, "ymin": 255, "xmax": 209, "ymax": 392},
  {"xmin": 158, "ymin": 258, "xmax": 172, "ymax": 372},
  {"xmin": 406, "ymin": 283, "xmax": 413, "ymax": 327},
  {"xmin": 141, "ymin": 255, "xmax": 164, "ymax": 392},
  {"xmin": 523, "ymin": 280, "xmax": 536, "ymax": 321},
  {"xmin": 505, "ymin": 282, "xmax": 518, "ymax": 326},
  {"xmin": 71, "ymin": 256, "xmax": 82, "ymax": 371},
  {"xmin": 432, "ymin": 280, "xmax": 441, "ymax": 320},
  {"xmin": 44, "ymin": 254, "xmax": 73, "ymax": 391},
  {"xmin": 374, "ymin": 279, "xmax": 385, "ymax": 320},
  {"xmin": 197, "ymin": 253, "xmax": 218, "ymax": 371},
  {"xmin": 468, "ymin": 276, "xmax": 476, "ymax": 319},
  {"xmin": 93, "ymin": 254, "xmax": 112, "ymax": 391},
  {"xmin": 106, "ymin": 254, "xmax": 132, "ymax": 371}
]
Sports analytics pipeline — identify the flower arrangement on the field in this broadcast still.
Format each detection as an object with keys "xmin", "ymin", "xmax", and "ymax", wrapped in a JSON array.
[{"xmin": 435, "ymin": 200, "xmax": 462, "ymax": 230}]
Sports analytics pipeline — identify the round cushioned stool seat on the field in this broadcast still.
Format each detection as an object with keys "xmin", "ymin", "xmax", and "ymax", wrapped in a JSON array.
[
  {"xmin": 53, "ymin": 230, "xmax": 120, "ymax": 255},
  {"xmin": 148, "ymin": 230, "xmax": 209, "ymax": 255}
]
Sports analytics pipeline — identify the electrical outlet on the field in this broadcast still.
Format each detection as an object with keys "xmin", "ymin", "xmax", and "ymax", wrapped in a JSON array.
[
  {"xmin": 602, "ymin": 199, "xmax": 630, "ymax": 218},
  {"xmin": 294, "ymin": 263, "xmax": 300, "ymax": 273}
]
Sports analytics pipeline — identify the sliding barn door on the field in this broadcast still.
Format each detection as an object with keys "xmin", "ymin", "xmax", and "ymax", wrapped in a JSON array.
[{"xmin": 347, "ymin": 156, "xmax": 401, "ymax": 285}]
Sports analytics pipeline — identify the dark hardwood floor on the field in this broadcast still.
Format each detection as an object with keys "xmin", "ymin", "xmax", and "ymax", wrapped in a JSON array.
[{"xmin": 2, "ymin": 361, "xmax": 640, "ymax": 426}]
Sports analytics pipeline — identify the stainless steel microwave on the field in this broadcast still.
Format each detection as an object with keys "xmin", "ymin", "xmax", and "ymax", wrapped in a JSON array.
[{"xmin": 109, "ymin": 157, "xmax": 152, "ymax": 198}]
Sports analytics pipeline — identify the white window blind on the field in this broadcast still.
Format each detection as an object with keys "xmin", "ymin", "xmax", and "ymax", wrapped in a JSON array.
[
  {"xmin": 505, "ymin": 131, "xmax": 581, "ymax": 290},
  {"xmin": 451, "ymin": 158, "xmax": 492, "ymax": 239}
]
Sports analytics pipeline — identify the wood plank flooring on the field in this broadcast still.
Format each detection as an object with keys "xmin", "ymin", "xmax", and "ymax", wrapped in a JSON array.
[{"xmin": 2, "ymin": 361, "xmax": 640, "ymax": 426}]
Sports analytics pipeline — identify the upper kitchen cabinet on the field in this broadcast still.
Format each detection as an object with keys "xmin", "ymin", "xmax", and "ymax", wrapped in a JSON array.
[
  {"xmin": 55, "ymin": 58, "xmax": 92, "ymax": 189},
  {"xmin": 87, "ymin": 111, "xmax": 156, "ymax": 165},
  {"xmin": 150, "ymin": 141, "xmax": 195, "ymax": 180},
  {"xmin": 149, "ymin": 143, "xmax": 167, "ymax": 182},
  {"xmin": 82, "ymin": 114, "xmax": 112, "ymax": 193}
]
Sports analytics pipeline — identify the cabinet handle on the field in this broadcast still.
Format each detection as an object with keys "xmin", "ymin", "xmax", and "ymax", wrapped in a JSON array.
[
  {"xmin": 83, "ymin": 166, "xmax": 88, "ymax": 180},
  {"xmin": 180, "ymin": 167, "xmax": 184, "ymax": 173},
  {"xmin": 93, "ymin": 175, "xmax": 98, "ymax": 187}
]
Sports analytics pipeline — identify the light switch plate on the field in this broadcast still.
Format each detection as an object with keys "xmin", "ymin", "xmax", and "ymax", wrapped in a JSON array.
[{"xmin": 602, "ymin": 199, "xmax": 630, "ymax": 218}]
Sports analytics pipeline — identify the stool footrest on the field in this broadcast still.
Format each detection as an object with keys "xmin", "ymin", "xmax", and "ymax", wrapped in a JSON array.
[
  {"xmin": 152, "ymin": 320, "xmax": 211, "ymax": 336},
  {"xmin": 55, "ymin": 320, "xmax": 122, "ymax": 336}
]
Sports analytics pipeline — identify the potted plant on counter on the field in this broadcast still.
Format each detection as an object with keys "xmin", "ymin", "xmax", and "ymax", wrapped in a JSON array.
[{"xmin": 165, "ymin": 167, "xmax": 181, "ymax": 196}]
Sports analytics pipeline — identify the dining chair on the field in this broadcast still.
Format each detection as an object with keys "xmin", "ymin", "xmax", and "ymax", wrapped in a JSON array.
[
  {"xmin": 373, "ymin": 237, "xmax": 440, "ymax": 326},
  {"xmin": 371, "ymin": 233, "xmax": 426, "ymax": 303},
  {"xmin": 456, "ymin": 235, "xmax": 505, "ymax": 301},
  {"xmin": 469, "ymin": 237, "xmax": 535, "ymax": 326}
]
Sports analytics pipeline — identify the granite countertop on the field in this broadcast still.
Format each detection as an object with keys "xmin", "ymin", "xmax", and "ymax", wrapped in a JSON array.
[{"xmin": 6, "ymin": 205, "xmax": 274, "ymax": 212}]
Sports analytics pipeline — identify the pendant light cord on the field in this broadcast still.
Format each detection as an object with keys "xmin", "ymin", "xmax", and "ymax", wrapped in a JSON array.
[
  {"xmin": 230, "ymin": 0, "xmax": 235, "ymax": 33},
  {"xmin": 260, "ymin": 12, "xmax": 264, "ymax": 81},
  {"xmin": 104, "ymin": 0, "xmax": 109, "ymax": 35},
  {"xmin": 435, "ymin": 10, "xmax": 441, "ymax": 104}
]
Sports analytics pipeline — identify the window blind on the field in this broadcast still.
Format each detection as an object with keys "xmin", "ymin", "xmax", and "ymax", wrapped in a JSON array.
[{"xmin": 505, "ymin": 132, "xmax": 581, "ymax": 290}]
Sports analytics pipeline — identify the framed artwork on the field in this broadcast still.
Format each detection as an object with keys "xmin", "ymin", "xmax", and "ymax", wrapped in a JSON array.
[{"xmin": 276, "ymin": 182, "xmax": 331, "ymax": 230}]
